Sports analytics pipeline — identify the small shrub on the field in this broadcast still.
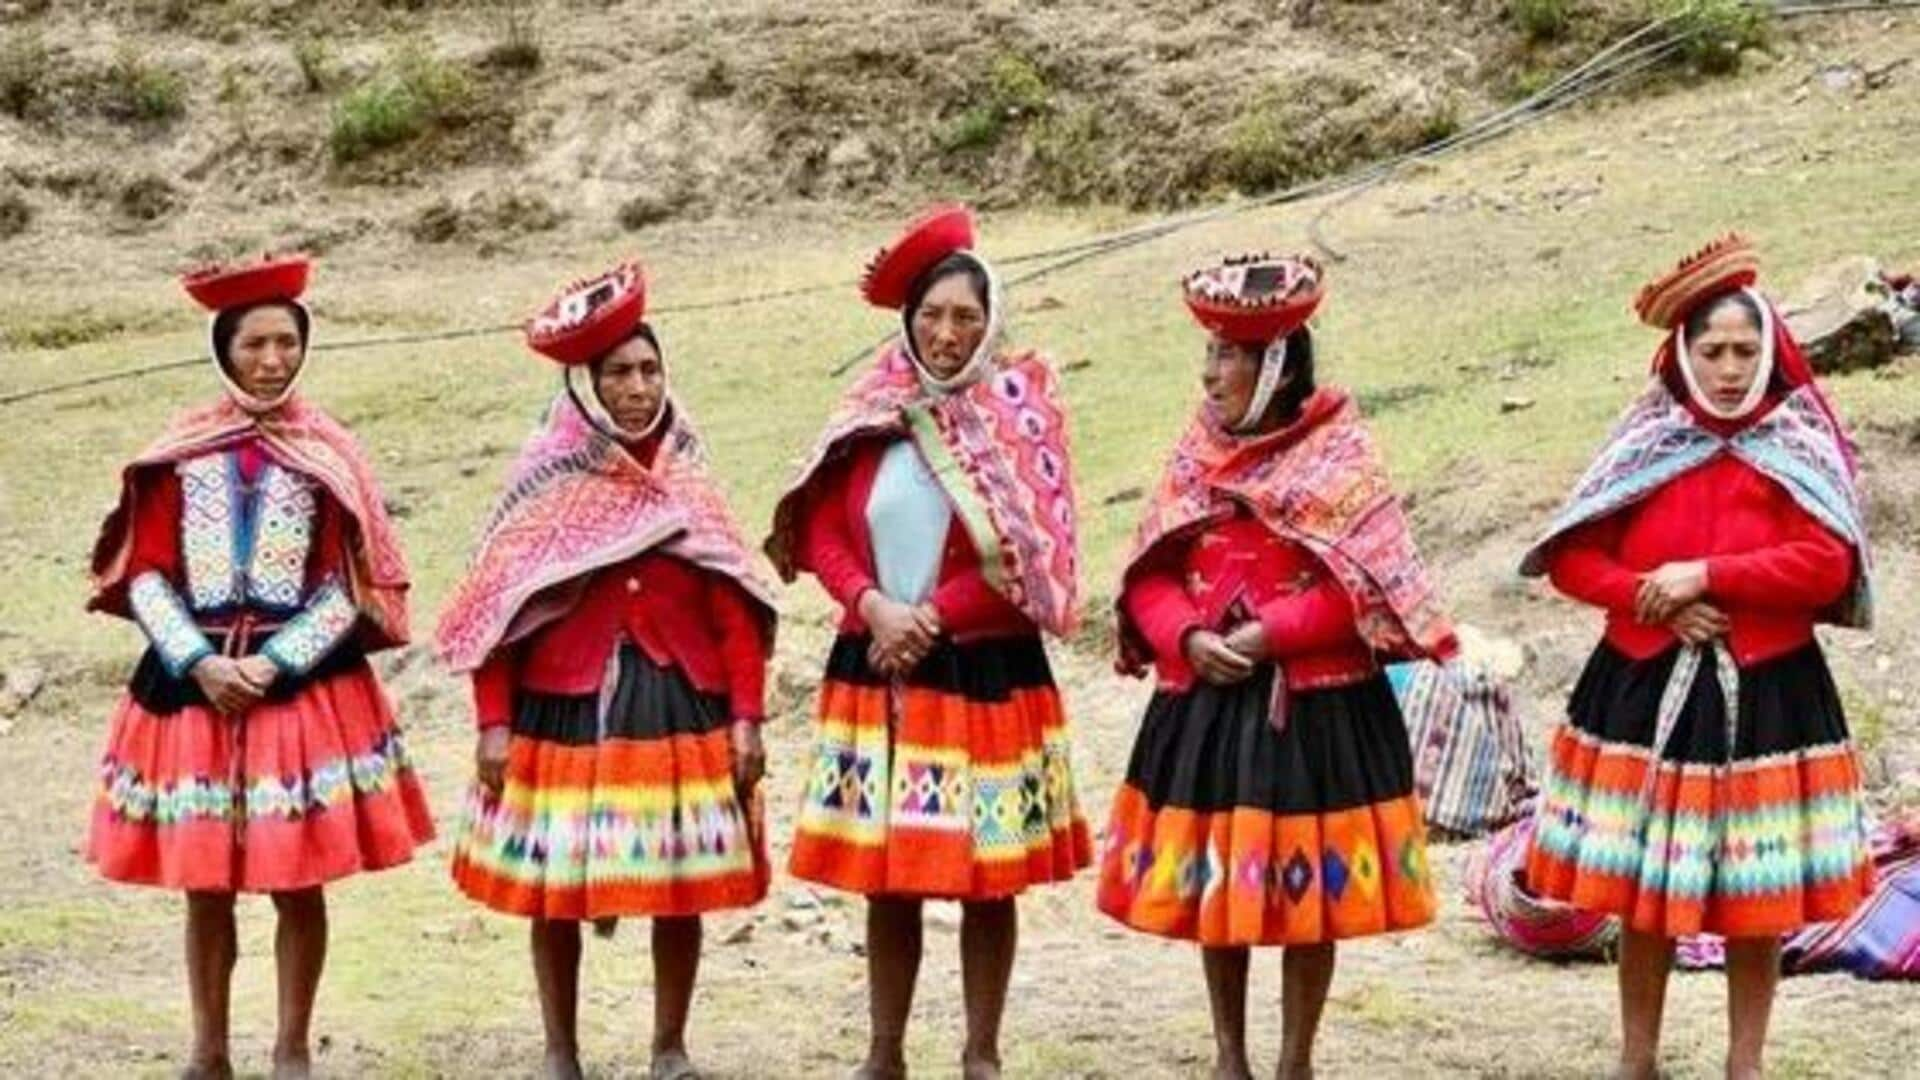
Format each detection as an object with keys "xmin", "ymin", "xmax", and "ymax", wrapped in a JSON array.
[
  {"xmin": 939, "ymin": 105, "xmax": 1003, "ymax": 153},
  {"xmin": 616, "ymin": 188, "xmax": 692, "ymax": 230},
  {"xmin": 0, "ymin": 190, "xmax": 32, "ymax": 240},
  {"xmin": 1504, "ymin": 65, "xmax": 1558, "ymax": 101},
  {"xmin": 0, "ymin": 32, "xmax": 50, "ymax": 120},
  {"xmin": 939, "ymin": 52, "xmax": 1050, "ymax": 154},
  {"xmin": 328, "ymin": 42, "xmax": 473, "ymax": 163},
  {"xmin": 103, "ymin": 46, "xmax": 187, "ymax": 124},
  {"xmin": 117, "ymin": 174, "xmax": 179, "ymax": 223},
  {"xmin": 690, "ymin": 56, "xmax": 733, "ymax": 100},
  {"xmin": 410, "ymin": 198, "xmax": 464, "ymax": 243},
  {"xmin": 293, "ymin": 39, "xmax": 335, "ymax": 93},
  {"xmin": 1659, "ymin": 0, "xmax": 1770, "ymax": 75},
  {"xmin": 1032, "ymin": 106, "xmax": 1109, "ymax": 201},
  {"xmin": 1420, "ymin": 97, "xmax": 1463, "ymax": 144},
  {"xmin": 1220, "ymin": 97, "xmax": 1308, "ymax": 192},
  {"xmin": 483, "ymin": 0, "xmax": 542, "ymax": 73},
  {"xmin": 986, "ymin": 53, "xmax": 1049, "ymax": 117},
  {"xmin": 1508, "ymin": 0, "xmax": 1570, "ymax": 42}
]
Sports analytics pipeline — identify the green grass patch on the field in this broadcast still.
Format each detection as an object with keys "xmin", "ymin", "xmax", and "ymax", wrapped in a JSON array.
[
  {"xmin": 939, "ymin": 52, "xmax": 1051, "ymax": 154},
  {"xmin": 1510, "ymin": 0, "xmax": 1572, "ymax": 42},
  {"xmin": 1658, "ymin": 0, "xmax": 1770, "ymax": 75},
  {"xmin": 101, "ymin": 45, "xmax": 186, "ymax": 124},
  {"xmin": 329, "ymin": 42, "xmax": 474, "ymax": 163},
  {"xmin": 0, "ymin": 30, "xmax": 50, "ymax": 120}
]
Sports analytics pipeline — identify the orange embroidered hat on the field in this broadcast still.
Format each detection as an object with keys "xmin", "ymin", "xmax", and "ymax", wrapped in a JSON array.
[{"xmin": 1632, "ymin": 233, "xmax": 1760, "ymax": 330}]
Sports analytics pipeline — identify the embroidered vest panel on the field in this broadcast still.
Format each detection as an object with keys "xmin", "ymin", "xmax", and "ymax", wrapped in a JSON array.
[{"xmin": 176, "ymin": 453, "xmax": 317, "ymax": 614}]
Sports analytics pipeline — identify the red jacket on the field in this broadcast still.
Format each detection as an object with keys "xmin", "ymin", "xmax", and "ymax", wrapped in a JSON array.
[
  {"xmin": 469, "ymin": 551, "xmax": 769, "ymax": 729},
  {"xmin": 796, "ymin": 437, "xmax": 1031, "ymax": 641},
  {"xmin": 1546, "ymin": 450, "xmax": 1853, "ymax": 667},
  {"xmin": 1123, "ymin": 512, "xmax": 1375, "ymax": 692}
]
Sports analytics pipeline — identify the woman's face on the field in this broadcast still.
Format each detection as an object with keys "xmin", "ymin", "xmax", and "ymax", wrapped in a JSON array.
[
  {"xmin": 227, "ymin": 305, "xmax": 304, "ymax": 402},
  {"xmin": 1201, "ymin": 336, "xmax": 1286, "ymax": 429},
  {"xmin": 1684, "ymin": 301, "xmax": 1765, "ymax": 414},
  {"xmin": 593, "ymin": 335, "xmax": 666, "ymax": 434},
  {"xmin": 909, "ymin": 273, "xmax": 988, "ymax": 379}
]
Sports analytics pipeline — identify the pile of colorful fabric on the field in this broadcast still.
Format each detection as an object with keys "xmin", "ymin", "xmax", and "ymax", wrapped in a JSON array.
[
  {"xmin": 1466, "ymin": 810, "xmax": 1920, "ymax": 980},
  {"xmin": 1385, "ymin": 659, "xmax": 1537, "ymax": 837}
]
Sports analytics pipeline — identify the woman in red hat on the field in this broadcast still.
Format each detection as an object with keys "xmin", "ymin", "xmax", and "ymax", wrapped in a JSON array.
[
  {"xmin": 766, "ymin": 205, "xmax": 1090, "ymax": 1080},
  {"xmin": 1096, "ymin": 254, "xmax": 1457, "ymax": 1080},
  {"xmin": 440, "ymin": 263, "xmax": 777, "ymax": 1080},
  {"xmin": 85, "ymin": 255, "xmax": 432, "ymax": 1080},
  {"xmin": 1521, "ymin": 236, "xmax": 1875, "ymax": 1080}
]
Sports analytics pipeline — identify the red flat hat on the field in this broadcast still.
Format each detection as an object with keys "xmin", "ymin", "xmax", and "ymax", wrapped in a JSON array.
[
  {"xmin": 1181, "ymin": 253, "xmax": 1325, "ymax": 344},
  {"xmin": 1633, "ymin": 233, "xmax": 1760, "ymax": 330},
  {"xmin": 525, "ymin": 261, "xmax": 648, "ymax": 366},
  {"xmin": 861, "ymin": 204, "xmax": 975, "ymax": 309},
  {"xmin": 180, "ymin": 253, "xmax": 311, "ymax": 312}
]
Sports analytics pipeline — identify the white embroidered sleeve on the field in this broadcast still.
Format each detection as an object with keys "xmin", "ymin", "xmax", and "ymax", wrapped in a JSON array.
[
  {"xmin": 129, "ymin": 571, "xmax": 216, "ymax": 679},
  {"xmin": 260, "ymin": 579, "xmax": 359, "ymax": 677}
]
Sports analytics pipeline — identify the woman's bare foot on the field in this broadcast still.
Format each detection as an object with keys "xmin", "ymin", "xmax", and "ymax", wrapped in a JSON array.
[
  {"xmin": 1213, "ymin": 1058, "xmax": 1255, "ymax": 1080},
  {"xmin": 270, "ymin": 1055, "xmax": 313, "ymax": 1080},
  {"xmin": 961, "ymin": 1053, "xmax": 1002, "ymax": 1080},
  {"xmin": 179, "ymin": 1059, "xmax": 234, "ymax": 1080},
  {"xmin": 543, "ymin": 1047, "xmax": 585, "ymax": 1080},
  {"xmin": 650, "ymin": 1048, "xmax": 702, "ymax": 1080}
]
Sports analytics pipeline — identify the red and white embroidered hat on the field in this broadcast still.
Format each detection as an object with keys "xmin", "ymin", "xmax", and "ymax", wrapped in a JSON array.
[
  {"xmin": 526, "ymin": 261, "xmax": 649, "ymax": 366},
  {"xmin": 1181, "ymin": 253, "xmax": 1325, "ymax": 344}
]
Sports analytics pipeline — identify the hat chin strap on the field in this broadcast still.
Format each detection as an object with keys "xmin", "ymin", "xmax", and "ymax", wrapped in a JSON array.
[
  {"xmin": 1232, "ymin": 337, "xmax": 1290, "ymax": 434},
  {"xmin": 564, "ymin": 360, "xmax": 668, "ymax": 443},
  {"xmin": 902, "ymin": 253, "xmax": 1004, "ymax": 395},
  {"xmin": 209, "ymin": 300, "xmax": 312, "ymax": 414},
  {"xmin": 1675, "ymin": 287, "xmax": 1775, "ymax": 422}
]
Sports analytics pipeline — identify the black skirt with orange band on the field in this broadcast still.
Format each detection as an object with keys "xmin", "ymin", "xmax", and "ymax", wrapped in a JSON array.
[{"xmin": 1098, "ymin": 667, "xmax": 1436, "ymax": 946}]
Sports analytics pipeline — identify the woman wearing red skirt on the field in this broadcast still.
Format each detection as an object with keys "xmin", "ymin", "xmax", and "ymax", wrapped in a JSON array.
[
  {"xmin": 767, "ymin": 206, "xmax": 1090, "ymax": 1080},
  {"xmin": 440, "ymin": 263, "xmax": 777, "ymax": 1080},
  {"xmin": 85, "ymin": 255, "xmax": 433, "ymax": 1080},
  {"xmin": 1096, "ymin": 254, "xmax": 1457, "ymax": 1080},
  {"xmin": 1522, "ymin": 236, "xmax": 1875, "ymax": 1079}
]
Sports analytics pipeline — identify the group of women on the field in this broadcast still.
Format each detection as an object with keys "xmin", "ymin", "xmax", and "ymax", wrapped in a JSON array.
[{"xmin": 82, "ymin": 208, "xmax": 1877, "ymax": 1080}]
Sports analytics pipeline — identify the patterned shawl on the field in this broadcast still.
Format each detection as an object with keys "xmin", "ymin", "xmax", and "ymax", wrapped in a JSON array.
[
  {"xmin": 1517, "ymin": 383, "xmax": 1872, "ymax": 629},
  {"xmin": 765, "ymin": 343, "xmax": 1080, "ymax": 638},
  {"xmin": 89, "ymin": 393, "xmax": 412, "ymax": 650},
  {"xmin": 436, "ymin": 394, "xmax": 778, "ymax": 672},
  {"xmin": 1118, "ymin": 387, "xmax": 1456, "ymax": 673}
]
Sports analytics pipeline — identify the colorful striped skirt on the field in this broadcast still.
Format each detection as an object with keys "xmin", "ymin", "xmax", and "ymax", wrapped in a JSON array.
[
  {"xmin": 452, "ymin": 643, "xmax": 768, "ymax": 920},
  {"xmin": 1527, "ymin": 641, "xmax": 1875, "ymax": 938},
  {"xmin": 1097, "ymin": 669, "xmax": 1436, "ymax": 946},
  {"xmin": 88, "ymin": 644, "xmax": 434, "ymax": 893},
  {"xmin": 788, "ymin": 633, "xmax": 1091, "ymax": 900}
]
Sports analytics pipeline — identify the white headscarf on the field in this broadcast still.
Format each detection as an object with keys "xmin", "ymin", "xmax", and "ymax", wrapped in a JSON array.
[
  {"xmin": 900, "ymin": 251, "xmax": 1005, "ymax": 395},
  {"xmin": 207, "ymin": 299, "xmax": 312, "ymax": 414},
  {"xmin": 562, "ymin": 324, "xmax": 670, "ymax": 443},
  {"xmin": 1674, "ymin": 287, "xmax": 1775, "ymax": 421},
  {"xmin": 1233, "ymin": 336, "xmax": 1292, "ymax": 434}
]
